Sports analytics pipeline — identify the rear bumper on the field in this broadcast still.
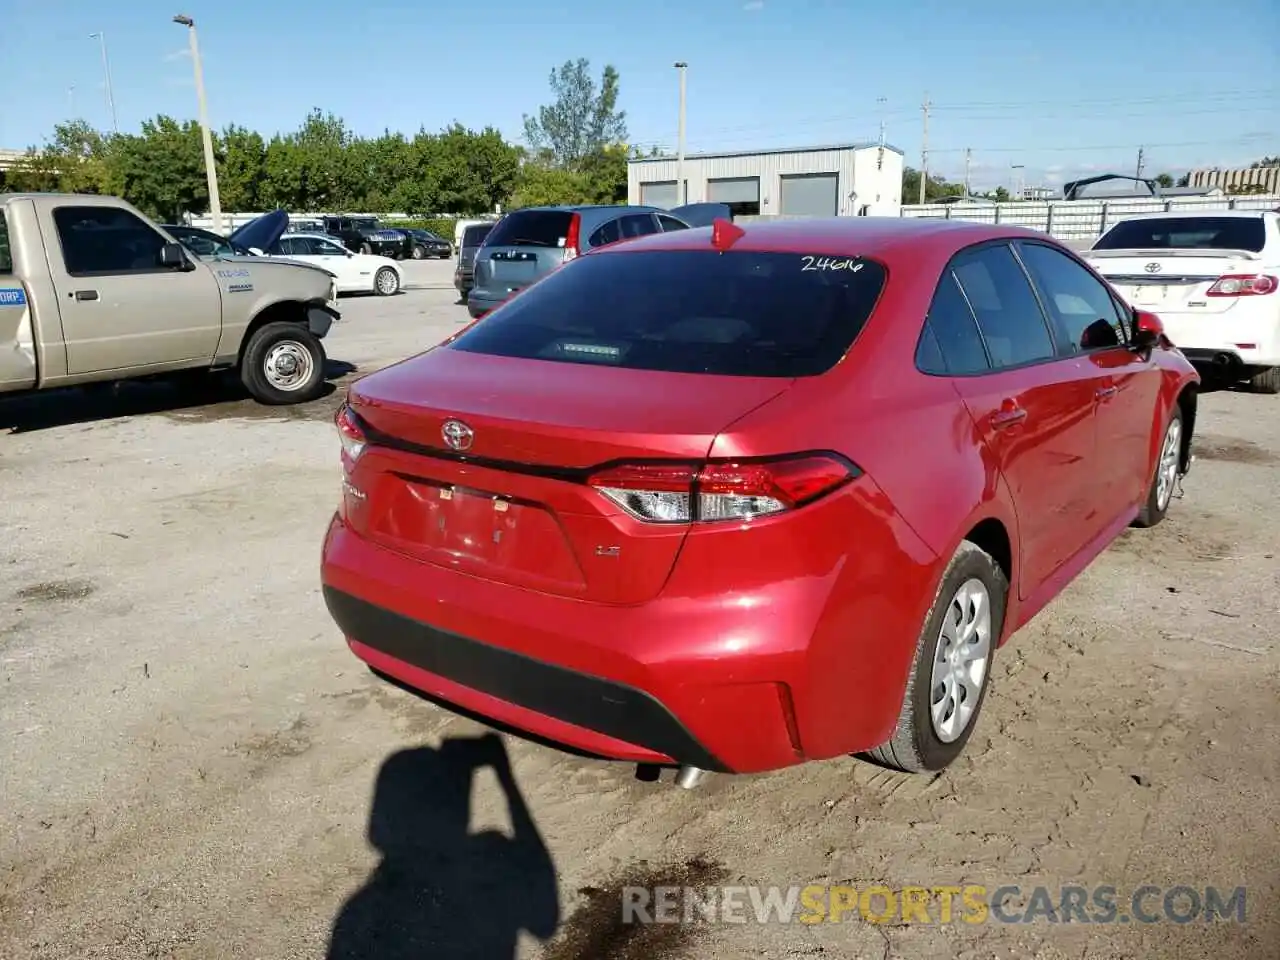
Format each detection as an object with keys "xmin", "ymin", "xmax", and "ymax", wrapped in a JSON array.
[
  {"xmin": 1159, "ymin": 304, "xmax": 1280, "ymax": 367},
  {"xmin": 320, "ymin": 475, "xmax": 940, "ymax": 773},
  {"xmin": 324, "ymin": 586, "xmax": 728, "ymax": 770},
  {"xmin": 466, "ymin": 291, "xmax": 504, "ymax": 318}
]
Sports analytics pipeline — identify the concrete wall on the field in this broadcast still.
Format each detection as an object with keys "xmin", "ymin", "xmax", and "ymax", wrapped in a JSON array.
[{"xmin": 900, "ymin": 193, "xmax": 1280, "ymax": 241}]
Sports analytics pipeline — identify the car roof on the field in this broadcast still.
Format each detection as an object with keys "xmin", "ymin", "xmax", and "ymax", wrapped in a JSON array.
[
  {"xmin": 511, "ymin": 204, "xmax": 661, "ymax": 214},
  {"xmin": 590, "ymin": 216, "xmax": 1059, "ymax": 258},
  {"xmin": 1106, "ymin": 209, "xmax": 1270, "ymax": 222}
]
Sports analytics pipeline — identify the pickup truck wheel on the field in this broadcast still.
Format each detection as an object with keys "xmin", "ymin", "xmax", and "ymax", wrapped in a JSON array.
[
  {"xmin": 240, "ymin": 322, "xmax": 326, "ymax": 405},
  {"xmin": 374, "ymin": 267, "xmax": 400, "ymax": 296},
  {"xmin": 411, "ymin": 244, "xmax": 426, "ymax": 260},
  {"xmin": 359, "ymin": 243, "xmax": 372, "ymax": 255}
]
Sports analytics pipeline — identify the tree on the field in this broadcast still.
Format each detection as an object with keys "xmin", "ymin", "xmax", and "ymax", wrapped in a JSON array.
[
  {"xmin": 8, "ymin": 120, "xmax": 113, "ymax": 194},
  {"xmin": 1154, "ymin": 172, "xmax": 1174, "ymax": 188},
  {"xmin": 1251, "ymin": 156, "xmax": 1279, "ymax": 168},
  {"xmin": 522, "ymin": 59, "xmax": 628, "ymax": 169},
  {"xmin": 509, "ymin": 165, "xmax": 597, "ymax": 208},
  {"xmin": 901, "ymin": 166, "xmax": 965, "ymax": 203},
  {"xmin": 218, "ymin": 125, "xmax": 267, "ymax": 211}
]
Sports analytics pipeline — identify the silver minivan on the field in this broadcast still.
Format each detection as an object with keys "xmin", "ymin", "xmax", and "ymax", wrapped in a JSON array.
[{"xmin": 466, "ymin": 203, "xmax": 728, "ymax": 318}]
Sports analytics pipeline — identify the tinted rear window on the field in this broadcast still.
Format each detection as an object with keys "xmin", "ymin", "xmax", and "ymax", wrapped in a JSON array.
[
  {"xmin": 449, "ymin": 250, "xmax": 888, "ymax": 377},
  {"xmin": 484, "ymin": 210, "xmax": 573, "ymax": 248},
  {"xmin": 463, "ymin": 224, "xmax": 494, "ymax": 247},
  {"xmin": 1094, "ymin": 216, "xmax": 1266, "ymax": 253}
]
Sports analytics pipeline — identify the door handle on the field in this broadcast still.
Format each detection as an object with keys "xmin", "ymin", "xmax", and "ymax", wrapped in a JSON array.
[
  {"xmin": 1095, "ymin": 385, "xmax": 1118, "ymax": 401},
  {"xmin": 990, "ymin": 403, "xmax": 1027, "ymax": 430},
  {"xmin": 73, "ymin": 290, "xmax": 99, "ymax": 302}
]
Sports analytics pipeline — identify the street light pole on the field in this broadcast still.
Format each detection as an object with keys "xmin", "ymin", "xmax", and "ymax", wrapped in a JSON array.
[
  {"xmin": 674, "ymin": 62, "xmax": 687, "ymax": 206},
  {"xmin": 173, "ymin": 15, "xmax": 222, "ymax": 233},
  {"xmin": 1011, "ymin": 163, "xmax": 1025, "ymax": 201},
  {"xmin": 88, "ymin": 32, "xmax": 118, "ymax": 133}
]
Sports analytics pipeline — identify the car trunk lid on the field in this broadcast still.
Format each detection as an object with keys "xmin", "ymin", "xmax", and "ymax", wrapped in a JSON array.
[
  {"xmin": 1087, "ymin": 248, "xmax": 1263, "ymax": 314},
  {"xmin": 343, "ymin": 349, "xmax": 792, "ymax": 603}
]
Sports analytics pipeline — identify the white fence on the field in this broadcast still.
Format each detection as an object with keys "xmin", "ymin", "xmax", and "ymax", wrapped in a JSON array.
[{"xmin": 900, "ymin": 194, "xmax": 1280, "ymax": 241}]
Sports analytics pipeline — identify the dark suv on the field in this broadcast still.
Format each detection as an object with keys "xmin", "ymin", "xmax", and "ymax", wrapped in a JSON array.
[
  {"xmin": 323, "ymin": 216, "xmax": 410, "ymax": 258},
  {"xmin": 467, "ymin": 203, "xmax": 727, "ymax": 318}
]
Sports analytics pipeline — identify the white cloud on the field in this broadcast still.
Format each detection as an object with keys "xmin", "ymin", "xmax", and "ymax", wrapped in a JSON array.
[
  {"xmin": 162, "ymin": 48, "xmax": 190, "ymax": 62},
  {"xmin": 743, "ymin": 0, "xmax": 764, "ymax": 9}
]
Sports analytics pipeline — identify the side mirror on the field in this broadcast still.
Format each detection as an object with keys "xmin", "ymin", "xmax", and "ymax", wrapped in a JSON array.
[
  {"xmin": 159, "ymin": 242, "xmax": 190, "ymax": 270},
  {"xmin": 1131, "ymin": 309, "xmax": 1163, "ymax": 349},
  {"xmin": 346, "ymin": 250, "xmax": 355, "ymax": 258},
  {"xmin": 249, "ymin": 247, "xmax": 265, "ymax": 257}
]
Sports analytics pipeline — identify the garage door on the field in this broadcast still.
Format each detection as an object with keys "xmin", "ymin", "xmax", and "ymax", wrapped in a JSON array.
[
  {"xmin": 780, "ymin": 173, "xmax": 838, "ymax": 217},
  {"xmin": 707, "ymin": 177, "xmax": 760, "ymax": 204},
  {"xmin": 640, "ymin": 181, "xmax": 678, "ymax": 209}
]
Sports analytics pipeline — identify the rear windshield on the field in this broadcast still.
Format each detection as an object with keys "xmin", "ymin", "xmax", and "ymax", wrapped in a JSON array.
[
  {"xmin": 1094, "ymin": 216, "xmax": 1266, "ymax": 253},
  {"xmin": 449, "ymin": 250, "xmax": 888, "ymax": 377},
  {"xmin": 463, "ymin": 223, "xmax": 495, "ymax": 247},
  {"xmin": 484, "ymin": 210, "xmax": 573, "ymax": 248}
]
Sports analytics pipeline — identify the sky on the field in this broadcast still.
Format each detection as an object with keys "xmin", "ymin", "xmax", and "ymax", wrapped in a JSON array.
[{"xmin": 1, "ymin": 0, "xmax": 1277, "ymax": 192}]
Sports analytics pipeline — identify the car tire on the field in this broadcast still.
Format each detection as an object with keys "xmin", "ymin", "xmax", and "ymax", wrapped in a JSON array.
[
  {"xmin": 1133, "ymin": 404, "xmax": 1184, "ymax": 528},
  {"xmin": 374, "ymin": 267, "xmax": 400, "ymax": 296},
  {"xmin": 411, "ymin": 245, "xmax": 426, "ymax": 260},
  {"xmin": 868, "ymin": 540, "xmax": 1006, "ymax": 774},
  {"xmin": 359, "ymin": 243, "xmax": 372, "ymax": 255},
  {"xmin": 1248, "ymin": 366, "xmax": 1280, "ymax": 395},
  {"xmin": 239, "ymin": 322, "xmax": 327, "ymax": 405}
]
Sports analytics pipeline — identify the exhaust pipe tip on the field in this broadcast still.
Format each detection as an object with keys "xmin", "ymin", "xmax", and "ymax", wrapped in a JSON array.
[{"xmin": 674, "ymin": 765, "xmax": 708, "ymax": 790}]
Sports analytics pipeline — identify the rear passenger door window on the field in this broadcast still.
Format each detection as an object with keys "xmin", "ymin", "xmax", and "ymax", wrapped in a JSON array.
[
  {"xmin": 619, "ymin": 214, "xmax": 659, "ymax": 239},
  {"xmin": 588, "ymin": 219, "xmax": 621, "ymax": 248},
  {"xmin": 951, "ymin": 244, "xmax": 1056, "ymax": 369},
  {"xmin": 657, "ymin": 215, "xmax": 689, "ymax": 232},
  {"xmin": 1015, "ymin": 242, "xmax": 1129, "ymax": 355},
  {"xmin": 918, "ymin": 271, "xmax": 990, "ymax": 375}
]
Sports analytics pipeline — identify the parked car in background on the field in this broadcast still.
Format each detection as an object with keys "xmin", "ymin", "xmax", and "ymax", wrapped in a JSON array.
[
  {"xmin": 288, "ymin": 218, "xmax": 326, "ymax": 235},
  {"xmin": 322, "ymin": 215, "xmax": 411, "ymax": 259},
  {"xmin": 466, "ymin": 203, "xmax": 729, "ymax": 318},
  {"xmin": 233, "ymin": 211, "xmax": 403, "ymax": 296},
  {"xmin": 403, "ymin": 228, "xmax": 452, "ymax": 260},
  {"xmin": 453, "ymin": 217, "xmax": 498, "ymax": 251},
  {"xmin": 1086, "ymin": 210, "xmax": 1280, "ymax": 393},
  {"xmin": 453, "ymin": 221, "xmax": 495, "ymax": 299},
  {"xmin": 321, "ymin": 217, "xmax": 1198, "ymax": 786},
  {"xmin": 162, "ymin": 223, "xmax": 255, "ymax": 259},
  {"xmin": 2, "ymin": 193, "xmax": 339, "ymax": 405}
]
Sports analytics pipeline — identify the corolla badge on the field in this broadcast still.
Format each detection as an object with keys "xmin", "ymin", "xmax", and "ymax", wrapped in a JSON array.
[
  {"xmin": 441, "ymin": 419, "xmax": 474, "ymax": 452},
  {"xmin": 1144, "ymin": 262, "xmax": 1162, "ymax": 274}
]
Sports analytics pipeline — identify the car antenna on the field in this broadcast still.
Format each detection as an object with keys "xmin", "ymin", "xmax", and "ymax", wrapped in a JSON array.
[{"xmin": 711, "ymin": 218, "xmax": 745, "ymax": 252}]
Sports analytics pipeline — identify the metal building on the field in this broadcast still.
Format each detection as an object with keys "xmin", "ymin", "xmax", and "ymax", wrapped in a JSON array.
[{"xmin": 627, "ymin": 142, "xmax": 905, "ymax": 219}]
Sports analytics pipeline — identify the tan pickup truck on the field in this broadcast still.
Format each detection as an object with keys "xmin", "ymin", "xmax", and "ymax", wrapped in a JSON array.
[{"xmin": 0, "ymin": 193, "xmax": 341, "ymax": 405}]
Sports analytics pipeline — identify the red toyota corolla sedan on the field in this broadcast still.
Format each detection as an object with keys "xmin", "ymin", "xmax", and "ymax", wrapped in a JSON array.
[{"xmin": 320, "ymin": 217, "xmax": 1199, "ymax": 785}]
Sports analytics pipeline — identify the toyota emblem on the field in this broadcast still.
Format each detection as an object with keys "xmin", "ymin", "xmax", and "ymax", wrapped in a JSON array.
[
  {"xmin": 1144, "ymin": 262, "xmax": 1162, "ymax": 274},
  {"xmin": 441, "ymin": 419, "xmax": 474, "ymax": 452}
]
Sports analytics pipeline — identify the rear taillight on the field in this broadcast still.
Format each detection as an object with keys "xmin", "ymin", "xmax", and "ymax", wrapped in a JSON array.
[
  {"xmin": 1205, "ymin": 274, "xmax": 1278, "ymax": 297},
  {"xmin": 562, "ymin": 213, "xmax": 582, "ymax": 261},
  {"xmin": 335, "ymin": 402, "xmax": 366, "ymax": 474},
  {"xmin": 587, "ymin": 454, "xmax": 856, "ymax": 524}
]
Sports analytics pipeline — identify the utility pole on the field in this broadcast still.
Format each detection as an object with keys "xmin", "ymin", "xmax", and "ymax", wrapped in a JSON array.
[
  {"xmin": 674, "ymin": 62, "xmax": 688, "ymax": 206},
  {"xmin": 1011, "ymin": 163, "xmax": 1025, "ymax": 201},
  {"xmin": 1135, "ymin": 146, "xmax": 1145, "ymax": 180},
  {"xmin": 876, "ymin": 96, "xmax": 887, "ymax": 169},
  {"xmin": 88, "ymin": 32, "xmax": 118, "ymax": 133},
  {"xmin": 963, "ymin": 147, "xmax": 972, "ymax": 197},
  {"xmin": 919, "ymin": 93, "xmax": 930, "ymax": 205},
  {"xmin": 173, "ymin": 15, "xmax": 222, "ymax": 233}
]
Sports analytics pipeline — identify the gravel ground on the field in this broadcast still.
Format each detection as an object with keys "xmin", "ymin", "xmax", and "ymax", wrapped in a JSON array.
[{"xmin": 1, "ymin": 258, "xmax": 1277, "ymax": 960}]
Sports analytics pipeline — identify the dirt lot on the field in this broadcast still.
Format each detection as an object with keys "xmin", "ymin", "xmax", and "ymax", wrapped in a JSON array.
[{"xmin": 2, "ymin": 257, "xmax": 1277, "ymax": 960}]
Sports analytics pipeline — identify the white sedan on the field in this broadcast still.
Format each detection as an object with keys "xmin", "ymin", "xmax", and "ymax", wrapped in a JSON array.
[{"xmin": 266, "ymin": 233, "xmax": 403, "ymax": 296}]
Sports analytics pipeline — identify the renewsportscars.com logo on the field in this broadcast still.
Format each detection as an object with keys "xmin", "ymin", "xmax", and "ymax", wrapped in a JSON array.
[{"xmin": 621, "ymin": 884, "xmax": 1249, "ymax": 926}]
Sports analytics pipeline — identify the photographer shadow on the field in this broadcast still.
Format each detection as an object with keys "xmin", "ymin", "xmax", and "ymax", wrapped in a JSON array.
[{"xmin": 327, "ymin": 733, "xmax": 559, "ymax": 960}]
